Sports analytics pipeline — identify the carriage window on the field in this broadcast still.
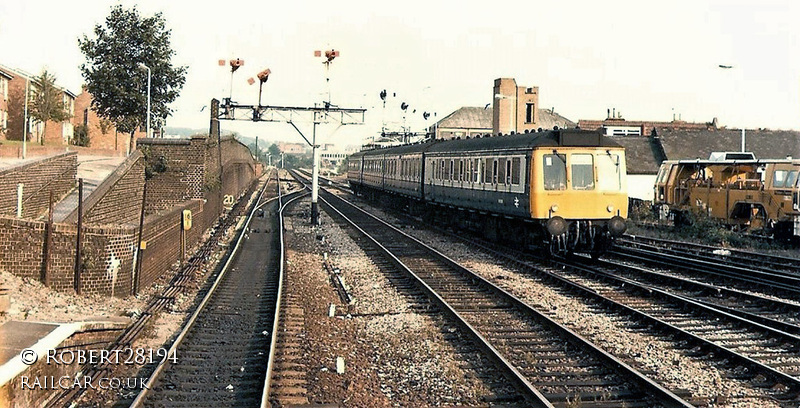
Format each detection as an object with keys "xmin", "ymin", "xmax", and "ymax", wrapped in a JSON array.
[
  {"xmin": 511, "ymin": 158, "xmax": 521, "ymax": 185},
  {"xmin": 449, "ymin": 160, "xmax": 454, "ymax": 181},
  {"xmin": 459, "ymin": 160, "xmax": 465, "ymax": 181},
  {"xmin": 505, "ymin": 160, "xmax": 512, "ymax": 185},
  {"xmin": 492, "ymin": 159, "xmax": 499, "ymax": 184},
  {"xmin": 774, "ymin": 170, "xmax": 788, "ymax": 188},
  {"xmin": 498, "ymin": 159, "xmax": 506, "ymax": 185},
  {"xmin": 473, "ymin": 159, "xmax": 480, "ymax": 183},
  {"xmin": 543, "ymin": 154, "xmax": 566, "ymax": 190},
  {"xmin": 787, "ymin": 171, "xmax": 798, "ymax": 189},
  {"xmin": 482, "ymin": 158, "xmax": 489, "ymax": 183},
  {"xmin": 597, "ymin": 153, "xmax": 621, "ymax": 191},
  {"xmin": 571, "ymin": 154, "xmax": 594, "ymax": 190}
]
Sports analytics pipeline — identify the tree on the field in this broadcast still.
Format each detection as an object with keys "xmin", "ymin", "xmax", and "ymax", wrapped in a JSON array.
[
  {"xmin": 78, "ymin": 5, "xmax": 187, "ymax": 153},
  {"xmin": 29, "ymin": 70, "xmax": 71, "ymax": 145},
  {"xmin": 266, "ymin": 143, "xmax": 282, "ymax": 165},
  {"xmin": 268, "ymin": 143, "xmax": 281, "ymax": 157}
]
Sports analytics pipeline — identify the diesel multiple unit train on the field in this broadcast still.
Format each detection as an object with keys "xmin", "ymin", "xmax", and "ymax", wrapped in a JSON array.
[{"xmin": 347, "ymin": 129, "xmax": 628, "ymax": 255}]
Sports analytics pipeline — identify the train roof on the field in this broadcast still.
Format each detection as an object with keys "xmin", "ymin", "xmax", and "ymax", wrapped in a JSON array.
[
  {"xmin": 661, "ymin": 158, "xmax": 800, "ymax": 166},
  {"xmin": 353, "ymin": 129, "xmax": 622, "ymax": 158}
]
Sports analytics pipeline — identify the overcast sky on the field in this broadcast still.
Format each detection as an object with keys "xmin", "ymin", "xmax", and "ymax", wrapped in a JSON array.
[{"xmin": 1, "ymin": 0, "xmax": 798, "ymax": 146}]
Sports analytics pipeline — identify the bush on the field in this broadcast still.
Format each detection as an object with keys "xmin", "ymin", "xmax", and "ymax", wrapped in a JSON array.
[{"xmin": 72, "ymin": 124, "xmax": 90, "ymax": 147}]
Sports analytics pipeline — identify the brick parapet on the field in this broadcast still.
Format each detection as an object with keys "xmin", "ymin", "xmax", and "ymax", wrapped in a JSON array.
[
  {"xmin": 0, "ymin": 136, "xmax": 258, "ymax": 298},
  {"xmin": 0, "ymin": 152, "xmax": 77, "ymax": 219},
  {"xmin": 63, "ymin": 151, "xmax": 144, "ymax": 225},
  {"xmin": 0, "ymin": 216, "xmax": 137, "ymax": 296}
]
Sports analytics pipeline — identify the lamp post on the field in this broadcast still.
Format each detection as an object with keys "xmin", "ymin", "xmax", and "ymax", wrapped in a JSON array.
[
  {"xmin": 494, "ymin": 93, "xmax": 516, "ymax": 135},
  {"xmin": 138, "ymin": 63, "xmax": 151, "ymax": 138}
]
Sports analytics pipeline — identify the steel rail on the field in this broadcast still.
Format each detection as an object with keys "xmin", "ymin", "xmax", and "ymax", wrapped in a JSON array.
[
  {"xmin": 259, "ymin": 178, "xmax": 310, "ymax": 408},
  {"xmin": 130, "ymin": 174, "xmax": 284, "ymax": 407},
  {"xmin": 432, "ymin": 227, "xmax": 800, "ymax": 400},
  {"xmin": 319, "ymin": 188, "xmax": 692, "ymax": 408},
  {"xmin": 622, "ymin": 234, "xmax": 800, "ymax": 270}
]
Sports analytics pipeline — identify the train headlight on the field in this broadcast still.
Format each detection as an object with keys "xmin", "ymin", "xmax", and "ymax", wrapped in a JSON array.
[
  {"xmin": 550, "ymin": 204, "xmax": 559, "ymax": 213},
  {"xmin": 607, "ymin": 205, "xmax": 614, "ymax": 213}
]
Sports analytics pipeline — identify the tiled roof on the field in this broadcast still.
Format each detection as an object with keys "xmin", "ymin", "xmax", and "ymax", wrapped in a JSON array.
[
  {"xmin": 539, "ymin": 109, "xmax": 576, "ymax": 130},
  {"xmin": 612, "ymin": 137, "xmax": 661, "ymax": 174},
  {"xmin": 437, "ymin": 107, "xmax": 492, "ymax": 129},
  {"xmin": 436, "ymin": 106, "xmax": 575, "ymax": 130},
  {"xmin": 657, "ymin": 128, "xmax": 800, "ymax": 161}
]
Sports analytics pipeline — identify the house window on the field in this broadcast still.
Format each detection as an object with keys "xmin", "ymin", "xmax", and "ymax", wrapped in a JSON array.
[{"xmin": 525, "ymin": 103, "xmax": 534, "ymax": 123}]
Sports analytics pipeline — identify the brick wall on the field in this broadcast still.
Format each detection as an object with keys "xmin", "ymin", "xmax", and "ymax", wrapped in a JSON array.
[
  {"xmin": 0, "ymin": 135, "xmax": 258, "ymax": 297},
  {"xmin": 138, "ymin": 137, "xmax": 207, "ymax": 215},
  {"xmin": 63, "ymin": 151, "xmax": 144, "ymax": 225},
  {"xmin": 0, "ymin": 217, "xmax": 137, "ymax": 296},
  {"xmin": 138, "ymin": 199, "xmax": 206, "ymax": 289},
  {"xmin": 0, "ymin": 152, "xmax": 77, "ymax": 218},
  {"xmin": 0, "ymin": 145, "xmax": 127, "ymax": 159}
]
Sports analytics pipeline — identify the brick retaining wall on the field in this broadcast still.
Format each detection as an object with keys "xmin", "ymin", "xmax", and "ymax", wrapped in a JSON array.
[
  {"xmin": 0, "ymin": 135, "xmax": 258, "ymax": 297},
  {"xmin": 63, "ymin": 151, "xmax": 144, "ymax": 226},
  {"xmin": 0, "ymin": 152, "xmax": 77, "ymax": 219}
]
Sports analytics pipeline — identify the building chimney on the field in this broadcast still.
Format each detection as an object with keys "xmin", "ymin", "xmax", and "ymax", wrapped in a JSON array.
[{"xmin": 612, "ymin": 108, "xmax": 615, "ymax": 118}]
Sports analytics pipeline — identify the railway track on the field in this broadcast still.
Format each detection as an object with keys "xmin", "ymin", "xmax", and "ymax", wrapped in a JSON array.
[
  {"xmin": 619, "ymin": 234, "xmax": 800, "ymax": 274},
  {"xmin": 46, "ymin": 175, "xmax": 272, "ymax": 408},
  {"xmin": 319, "ymin": 183, "xmax": 800, "ymax": 404},
  {"xmin": 415, "ymin": 225, "xmax": 800, "ymax": 404},
  {"xmin": 317, "ymin": 185, "xmax": 691, "ymax": 408},
  {"xmin": 129, "ymin": 176, "xmax": 305, "ymax": 407}
]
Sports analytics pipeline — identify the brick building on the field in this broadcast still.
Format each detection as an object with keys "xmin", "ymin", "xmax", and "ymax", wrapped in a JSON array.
[
  {"xmin": 73, "ymin": 86, "xmax": 146, "ymax": 152},
  {"xmin": 578, "ymin": 112, "xmax": 800, "ymax": 201},
  {"xmin": 0, "ymin": 70, "xmax": 10, "ymax": 137},
  {"xmin": 277, "ymin": 142, "xmax": 308, "ymax": 154},
  {"xmin": 577, "ymin": 110, "xmax": 718, "ymax": 136},
  {"xmin": 0, "ymin": 64, "xmax": 76, "ymax": 145},
  {"xmin": 430, "ymin": 78, "xmax": 574, "ymax": 140}
]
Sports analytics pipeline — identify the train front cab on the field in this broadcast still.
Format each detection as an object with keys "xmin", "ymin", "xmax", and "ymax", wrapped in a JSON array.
[{"xmin": 530, "ymin": 147, "xmax": 628, "ymax": 253}]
